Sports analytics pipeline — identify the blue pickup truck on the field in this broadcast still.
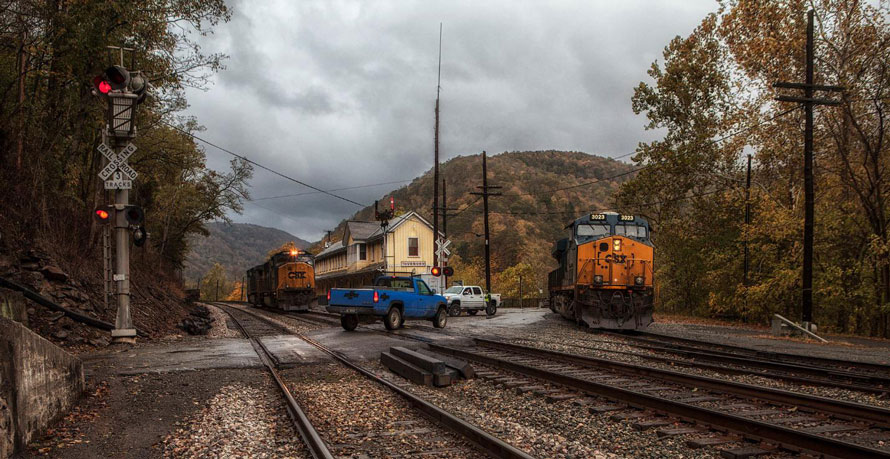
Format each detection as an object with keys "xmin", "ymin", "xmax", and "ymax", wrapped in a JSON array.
[{"xmin": 326, "ymin": 276, "xmax": 449, "ymax": 331}]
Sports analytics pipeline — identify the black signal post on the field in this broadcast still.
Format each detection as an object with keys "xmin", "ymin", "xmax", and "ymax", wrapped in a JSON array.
[{"xmin": 774, "ymin": 9, "xmax": 843, "ymax": 330}]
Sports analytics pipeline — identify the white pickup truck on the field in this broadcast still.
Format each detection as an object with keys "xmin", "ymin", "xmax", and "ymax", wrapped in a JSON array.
[{"xmin": 443, "ymin": 285, "xmax": 501, "ymax": 316}]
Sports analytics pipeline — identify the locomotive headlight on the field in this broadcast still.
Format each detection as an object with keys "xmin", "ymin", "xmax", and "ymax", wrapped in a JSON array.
[
  {"xmin": 635, "ymin": 276, "xmax": 644, "ymax": 286},
  {"xmin": 594, "ymin": 275, "xmax": 603, "ymax": 284},
  {"xmin": 613, "ymin": 239, "xmax": 621, "ymax": 251}
]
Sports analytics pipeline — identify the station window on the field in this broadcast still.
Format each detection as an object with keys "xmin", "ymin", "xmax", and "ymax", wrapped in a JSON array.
[
  {"xmin": 358, "ymin": 243, "xmax": 367, "ymax": 261},
  {"xmin": 408, "ymin": 237, "xmax": 419, "ymax": 257}
]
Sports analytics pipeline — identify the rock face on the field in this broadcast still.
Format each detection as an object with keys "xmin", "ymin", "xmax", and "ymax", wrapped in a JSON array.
[{"xmin": 39, "ymin": 265, "xmax": 68, "ymax": 282}]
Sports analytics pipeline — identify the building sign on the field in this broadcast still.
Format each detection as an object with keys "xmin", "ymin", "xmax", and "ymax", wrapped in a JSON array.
[{"xmin": 401, "ymin": 261, "xmax": 427, "ymax": 267}]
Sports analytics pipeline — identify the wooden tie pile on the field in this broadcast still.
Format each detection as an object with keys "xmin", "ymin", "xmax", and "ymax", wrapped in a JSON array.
[{"xmin": 381, "ymin": 346, "xmax": 475, "ymax": 387}]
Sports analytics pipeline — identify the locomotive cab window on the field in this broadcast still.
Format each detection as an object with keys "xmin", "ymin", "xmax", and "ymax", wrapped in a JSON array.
[
  {"xmin": 576, "ymin": 224, "xmax": 611, "ymax": 241},
  {"xmin": 616, "ymin": 224, "xmax": 648, "ymax": 238}
]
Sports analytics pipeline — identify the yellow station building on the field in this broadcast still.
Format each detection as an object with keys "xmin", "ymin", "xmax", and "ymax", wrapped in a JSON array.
[{"xmin": 314, "ymin": 211, "xmax": 442, "ymax": 295}]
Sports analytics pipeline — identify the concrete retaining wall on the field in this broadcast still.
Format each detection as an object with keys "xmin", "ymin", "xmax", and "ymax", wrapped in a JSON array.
[
  {"xmin": 0, "ymin": 316, "xmax": 84, "ymax": 458},
  {"xmin": 0, "ymin": 290, "xmax": 26, "ymax": 327}
]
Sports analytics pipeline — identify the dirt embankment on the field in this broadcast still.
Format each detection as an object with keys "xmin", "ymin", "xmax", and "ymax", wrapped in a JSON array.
[{"xmin": 0, "ymin": 245, "xmax": 194, "ymax": 352}]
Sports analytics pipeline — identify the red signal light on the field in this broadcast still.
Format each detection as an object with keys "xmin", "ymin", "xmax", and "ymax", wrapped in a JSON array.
[
  {"xmin": 373, "ymin": 290, "xmax": 379, "ymax": 303},
  {"xmin": 390, "ymin": 196, "xmax": 394, "ymax": 211},
  {"xmin": 431, "ymin": 266, "xmax": 441, "ymax": 277},
  {"xmin": 93, "ymin": 75, "xmax": 111, "ymax": 94},
  {"xmin": 96, "ymin": 209, "xmax": 109, "ymax": 220}
]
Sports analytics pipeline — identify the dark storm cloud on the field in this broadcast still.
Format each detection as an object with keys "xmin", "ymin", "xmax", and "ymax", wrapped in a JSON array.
[{"xmin": 183, "ymin": 0, "xmax": 718, "ymax": 241}]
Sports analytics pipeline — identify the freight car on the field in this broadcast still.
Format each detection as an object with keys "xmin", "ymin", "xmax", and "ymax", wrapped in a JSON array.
[
  {"xmin": 548, "ymin": 212, "xmax": 654, "ymax": 330},
  {"xmin": 247, "ymin": 249, "xmax": 315, "ymax": 311}
]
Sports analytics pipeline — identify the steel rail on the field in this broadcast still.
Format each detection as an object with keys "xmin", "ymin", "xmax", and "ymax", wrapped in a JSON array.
[
  {"xmin": 216, "ymin": 304, "xmax": 334, "ymax": 459},
  {"xmin": 587, "ymin": 337, "xmax": 890, "ymax": 392},
  {"xmin": 513, "ymin": 336, "xmax": 889, "ymax": 395},
  {"xmin": 429, "ymin": 340, "xmax": 890, "ymax": 459},
  {"xmin": 613, "ymin": 330, "xmax": 890, "ymax": 375},
  {"xmin": 227, "ymin": 303, "xmax": 534, "ymax": 459},
  {"xmin": 471, "ymin": 338, "xmax": 890, "ymax": 427}
]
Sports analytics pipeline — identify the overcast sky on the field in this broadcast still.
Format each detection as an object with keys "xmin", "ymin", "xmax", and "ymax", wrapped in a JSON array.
[{"xmin": 183, "ymin": 0, "xmax": 719, "ymax": 242}]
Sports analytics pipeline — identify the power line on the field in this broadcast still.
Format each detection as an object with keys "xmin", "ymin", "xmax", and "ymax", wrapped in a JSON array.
[
  {"xmin": 251, "ymin": 179, "xmax": 412, "ymax": 201},
  {"xmin": 448, "ymin": 196, "xmax": 483, "ymax": 218},
  {"xmin": 161, "ymin": 120, "xmax": 366, "ymax": 207},
  {"xmin": 241, "ymin": 198, "xmax": 310, "ymax": 227}
]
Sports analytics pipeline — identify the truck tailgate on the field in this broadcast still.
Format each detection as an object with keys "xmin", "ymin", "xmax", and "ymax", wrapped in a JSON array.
[{"xmin": 329, "ymin": 288, "xmax": 376, "ymax": 307}]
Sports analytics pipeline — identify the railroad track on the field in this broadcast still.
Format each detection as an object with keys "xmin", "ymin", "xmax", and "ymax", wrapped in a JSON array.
[
  {"xmin": 215, "ymin": 303, "xmax": 532, "ymax": 459},
  {"xmin": 214, "ymin": 303, "xmax": 333, "ymax": 459},
  {"xmin": 599, "ymin": 330, "xmax": 890, "ymax": 394},
  {"xmin": 286, "ymin": 308, "xmax": 890, "ymax": 396},
  {"xmin": 430, "ymin": 337, "xmax": 890, "ymax": 458}
]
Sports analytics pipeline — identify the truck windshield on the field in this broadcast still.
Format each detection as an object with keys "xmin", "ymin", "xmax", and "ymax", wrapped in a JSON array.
[
  {"xmin": 445, "ymin": 286, "xmax": 464, "ymax": 294},
  {"xmin": 375, "ymin": 278, "xmax": 413, "ymax": 291}
]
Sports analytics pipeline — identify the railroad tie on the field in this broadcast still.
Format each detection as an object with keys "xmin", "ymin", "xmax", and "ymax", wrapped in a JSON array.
[
  {"xmin": 719, "ymin": 446, "xmax": 772, "ymax": 459},
  {"xmin": 515, "ymin": 385, "xmax": 546, "ymax": 394},
  {"xmin": 589, "ymin": 404, "xmax": 626, "ymax": 413},
  {"xmin": 656, "ymin": 427, "xmax": 701, "ymax": 438},
  {"xmin": 632, "ymin": 419, "xmax": 672, "ymax": 431},
  {"xmin": 609, "ymin": 411, "xmax": 647, "ymax": 421},
  {"xmin": 686, "ymin": 436, "xmax": 735, "ymax": 449},
  {"xmin": 545, "ymin": 393, "xmax": 577, "ymax": 403}
]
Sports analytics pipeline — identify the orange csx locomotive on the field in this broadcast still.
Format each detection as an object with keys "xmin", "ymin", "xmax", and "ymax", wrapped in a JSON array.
[
  {"xmin": 548, "ymin": 212, "xmax": 654, "ymax": 330},
  {"xmin": 247, "ymin": 249, "xmax": 316, "ymax": 311}
]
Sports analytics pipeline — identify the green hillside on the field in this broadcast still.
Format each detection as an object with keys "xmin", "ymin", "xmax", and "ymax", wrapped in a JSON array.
[{"xmin": 184, "ymin": 222, "xmax": 311, "ymax": 284}]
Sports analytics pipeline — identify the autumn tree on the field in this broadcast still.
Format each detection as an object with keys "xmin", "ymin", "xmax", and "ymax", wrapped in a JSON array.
[
  {"xmin": 620, "ymin": 0, "xmax": 890, "ymax": 336},
  {"xmin": 0, "ymin": 0, "xmax": 251, "ymax": 278},
  {"xmin": 200, "ymin": 263, "xmax": 232, "ymax": 301}
]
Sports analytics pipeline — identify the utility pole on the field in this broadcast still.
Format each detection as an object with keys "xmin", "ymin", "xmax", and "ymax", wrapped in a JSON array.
[
  {"xmin": 470, "ymin": 151, "xmax": 501, "ymax": 315},
  {"xmin": 442, "ymin": 179, "xmax": 447, "ymax": 288},
  {"xmin": 240, "ymin": 276, "xmax": 245, "ymax": 302},
  {"xmin": 432, "ymin": 23, "xmax": 443, "ymax": 272},
  {"xmin": 744, "ymin": 154, "xmax": 751, "ymax": 287},
  {"xmin": 215, "ymin": 279, "xmax": 219, "ymax": 302},
  {"xmin": 519, "ymin": 274, "xmax": 522, "ymax": 309},
  {"xmin": 774, "ymin": 9, "xmax": 843, "ymax": 331}
]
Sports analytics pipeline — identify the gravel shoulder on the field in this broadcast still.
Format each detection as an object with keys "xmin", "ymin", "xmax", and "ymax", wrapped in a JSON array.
[{"xmin": 22, "ymin": 368, "xmax": 280, "ymax": 459}]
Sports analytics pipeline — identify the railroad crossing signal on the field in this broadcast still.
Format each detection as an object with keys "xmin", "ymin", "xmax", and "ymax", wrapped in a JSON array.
[
  {"xmin": 98, "ymin": 142, "xmax": 138, "ymax": 189},
  {"xmin": 430, "ymin": 266, "xmax": 454, "ymax": 277},
  {"xmin": 435, "ymin": 238, "xmax": 451, "ymax": 259}
]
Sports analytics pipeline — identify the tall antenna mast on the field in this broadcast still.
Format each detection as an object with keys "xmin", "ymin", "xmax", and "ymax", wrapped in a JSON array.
[{"xmin": 433, "ymin": 23, "xmax": 443, "ymax": 271}]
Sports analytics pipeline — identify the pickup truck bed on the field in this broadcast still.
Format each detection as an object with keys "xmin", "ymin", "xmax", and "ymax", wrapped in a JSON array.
[{"xmin": 326, "ymin": 276, "xmax": 449, "ymax": 331}]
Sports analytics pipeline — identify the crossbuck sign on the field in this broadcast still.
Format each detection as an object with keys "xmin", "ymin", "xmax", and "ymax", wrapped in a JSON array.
[
  {"xmin": 98, "ymin": 143, "xmax": 138, "ymax": 189},
  {"xmin": 435, "ymin": 238, "xmax": 452, "ymax": 260}
]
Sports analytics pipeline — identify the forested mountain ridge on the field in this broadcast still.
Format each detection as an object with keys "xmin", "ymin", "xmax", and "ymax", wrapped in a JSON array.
[
  {"xmin": 309, "ymin": 150, "xmax": 637, "ymax": 295},
  {"xmin": 185, "ymin": 222, "xmax": 310, "ymax": 283}
]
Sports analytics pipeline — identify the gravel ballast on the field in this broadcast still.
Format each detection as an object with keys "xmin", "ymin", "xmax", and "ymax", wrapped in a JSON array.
[{"xmin": 162, "ymin": 376, "xmax": 309, "ymax": 458}]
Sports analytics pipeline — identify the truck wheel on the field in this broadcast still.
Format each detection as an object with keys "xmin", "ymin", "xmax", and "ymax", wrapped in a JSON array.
[
  {"xmin": 486, "ymin": 301, "xmax": 497, "ymax": 316},
  {"xmin": 340, "ymin": 314, "xmax": 358, "ymax": 331},
  {"xmin": 468, "ymin": 310, "xmax": 478, "ymax": 316},
  {"xmin": 384, "ymin": 307, "xmax": 402, "ymax": 331},
  {"xmin": 448, "ymin": 302, "xmax": 461, "ymax": 317},
  {"xmin": 433, "ymin": 307, "xmax": 448, "ymax": 328}
]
